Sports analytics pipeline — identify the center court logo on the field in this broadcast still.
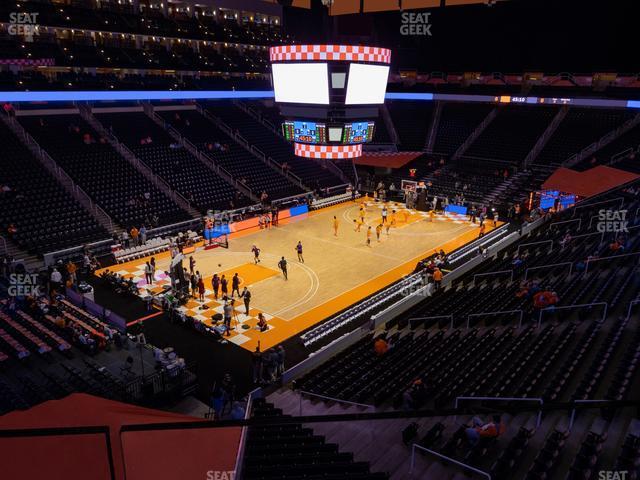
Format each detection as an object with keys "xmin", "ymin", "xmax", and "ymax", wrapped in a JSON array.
[{"xmin": 400, "ymin": 12, "xmax": 432, "ymax": 36}]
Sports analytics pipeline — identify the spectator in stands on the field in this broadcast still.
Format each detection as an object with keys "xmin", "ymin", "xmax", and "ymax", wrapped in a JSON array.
[
  {"xmin": 120, "ymin": 230, "xmax": 129, "ymax": 248},
  {"xmin": 66, "ymin": 260, "xmax": 77, "ymax": 285},
  {"xmin": 374, "ymin": 337, "xmax": 389, "ymax": 356},
  {"xmin": 50, "ymin": 268, "xmax": 62, "ymax": 295},
  {"xmin": 260, "ymin": 349, "xmax": 274, "ymax": 383},
  {"xmin": 139, "ymin": 225, "xmax": 147, "ymax": 245},
  {"xmin": 465, "ymin": 415, "xmax": 505, "ymax": 446},
  {"xmin": 610, "ymin": 238, "xmax": 624, "ymax": 253},
  {"xmin": 277, "ymin": 345, "xmax": 286, "ymax": 376},
  {"xmin": 433, "ymin": 267, "xmax": 443, "ymax": 289},
  {"xmin": 7, "ymin": 223, "xmax": 17, "ymax": 236},
  {"xmin": 252, "ymin": 346, "xmax": 263, "ymax": 384},
  {"xmin": 402, "ymin": 379, "xmax": 427, "ymax": 410},
  {"xmin": 130, "ymin": 226, "xmax": 139, "ymax": 246},
  {"xmin": 560, "ymin": 232, "xmax": 572, "ymax": 249}
]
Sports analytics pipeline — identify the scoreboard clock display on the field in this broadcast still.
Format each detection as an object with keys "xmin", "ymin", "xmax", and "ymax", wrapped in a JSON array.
[
  {"xmin": 342, "ymin": 121, "xmax": 375, "ymax": 144},
  {"xmin": 282, "ymin": 120, "xmax": 327, "ymax": 144}
]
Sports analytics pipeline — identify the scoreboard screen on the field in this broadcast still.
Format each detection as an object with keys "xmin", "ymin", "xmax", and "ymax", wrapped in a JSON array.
[
  {"xmin": 282, "ymin": 120, "xmax": 327, "ymax": 144},
  {"xmin": 342, "ymin": 121, "xmax": 375, "ymax": 144}
]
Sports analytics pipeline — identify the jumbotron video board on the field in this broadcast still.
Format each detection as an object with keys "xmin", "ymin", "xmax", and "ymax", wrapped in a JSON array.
[{"xmin": 270, "ymin": 45, "xmax": 390, "ymax": 159}]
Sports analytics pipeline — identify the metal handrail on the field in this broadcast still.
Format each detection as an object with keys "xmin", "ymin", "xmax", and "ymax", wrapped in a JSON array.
[
  {"xmin": 409, "ymin": 314, "xmax": 454, "ymax": 329},
  {"xmin": 568, "ymin": 399, "xmax": 610, "ymax": 430},
  {"xmin": 524, "ymin": 262, "xmax": 573, "ymax": 280},
  {"xmin": 409, "ymin": 443, "xmax": 491, "ymax": 478},
  {"xmin": 538, "ymin": 302, "xmax": 608, "ymax": 328},
  {"xmin": 454, "ymin": 396, "xmax": 543, "ymax": 428},
  {"xmin": 626, "ymin": 298, "xmax": 640, "ymax": 322},
  {"xmin": 517, "ymin": 239, "xmax": 553, "ymax": 255},
  {"xmin": 467, "ymin": 309, "xmax": 524, "ymax": 329},
  {"xmin": 569, "ymin": 231, "xmax": 605, "ymax": 243},
  {"xmin": 573, "ymin": 196, "xmax": 624, "ymax": 216},
  {"xmin": 232, "ymin": 387, "xmax": 262, "ymax": 480},
  {"xmin": 473, "ymin": 269, "xmax": 514, "ymax": 284},
  {"xmin": 585, "ymin": 251, "xmax": 640, "ymax": 274},
  {"xmin": 297, "ymin": 390, "xmax": 374, "ymax": 416},
  {"xmin": 550, "ymin": 218, "xmax": 581, "ymax": 230}
]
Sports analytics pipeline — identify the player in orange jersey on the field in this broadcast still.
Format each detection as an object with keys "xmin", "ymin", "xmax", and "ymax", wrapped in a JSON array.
[
  {"xmin": 366, "ymin": 226, "xmax": 372, "ymax": 247},
  {"xmin": 332, "ymin": 216, "xmax": 339, "ymax": 237},
  {"xmin": 375, "ymin": 223, "xmax": 383, "ymax": 242}
]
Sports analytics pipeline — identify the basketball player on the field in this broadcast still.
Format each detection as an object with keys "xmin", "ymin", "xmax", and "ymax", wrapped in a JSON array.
[
  {"xmin": 252, "ymin": 245, "xmax": 261, "ymax": 264},
  {"xmin": 376, "ymin": 223, "xmax": 383, "ymax": 242},
  {"xmin": 366, "ymin": 226, "xmax": 372, "ymax": 247},
  {"xmin": 381, "ymin": 205, "xmax": 388, "ymax": 224},
  {"xmin": 231, "ymin": 273, "xmax": 240, "ymax": 297},
  {"xmin": 278, "ymin": 256, "xmax": 288, "ymax": 280},
  {"xmin": 220, "ymin": 274, "xmax": 228, "ymax": 298},
  {"xmin": 211, "ymin": 273, "xmax": 220, "ymax": 300},
  {"xmin": 295, "ymin": 241, "xmax": 304, "ymax": 263},
  {"xmin": 359, "ymin": 205, "xmax": 366, "ymax": 223},
  {"xmin": 429, "ymin": 209, "xmax": 436, "ymax": 222},
  {"xmin": 353, "ymin": 218, "xmax": 363, "ymax": 232},
  {"xmin": 333, "ymin": 216, "xmax": 339, "ymax": 237}
]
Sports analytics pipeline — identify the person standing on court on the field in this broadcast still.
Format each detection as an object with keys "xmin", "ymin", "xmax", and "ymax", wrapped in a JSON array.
[
  {"xmin": 144, "ymin": 261, "xmax": 153, "ymax": 285},
  {"xmin": 220, "ymin": 274, "xmax": 228, "ymax": 298},
  {"xmin": 252, "ymin": 245, "xmax": 261, "ymax": 264},
  {"xmin": 295, "ymin": 241, "xmax": 304, "ymax": 263},
  {"xmin": 212, "ymin": 273, "xmax": 220, "ymax": 300},
  {"xmin": 241, "ymin": 286, "xmax": 251, "ymax": 315},
  {"xmin": 231, "ymin": 273, "xmax": 240, "ymax": 297},
  {"xmin": 223, "ymin": 300, "xmax": 233, "ymax": 336},
  {"xmin": 278, "ymin": 256, "xmax": 288, "ymax": 280}
]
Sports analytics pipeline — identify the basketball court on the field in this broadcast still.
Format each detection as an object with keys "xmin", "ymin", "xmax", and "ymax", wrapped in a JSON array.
[{"xmin": 97, "ymin": 200, "xmax": 501, "ymax": 351}]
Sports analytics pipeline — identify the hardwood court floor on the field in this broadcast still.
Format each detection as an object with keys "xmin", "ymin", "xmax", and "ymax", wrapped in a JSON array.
[{"xmin": 99, "ymin": 200, "xmax": 500, "ymax": 351}]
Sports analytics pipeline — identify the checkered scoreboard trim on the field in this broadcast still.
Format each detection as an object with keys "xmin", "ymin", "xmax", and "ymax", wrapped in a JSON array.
[
  {"xmin": 294, "ymin": 143, "xmax": 362, "ymax": 159},
  {"xmin": 270, "ymin": 45, "xmax": 391, "ymax": 64}
]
